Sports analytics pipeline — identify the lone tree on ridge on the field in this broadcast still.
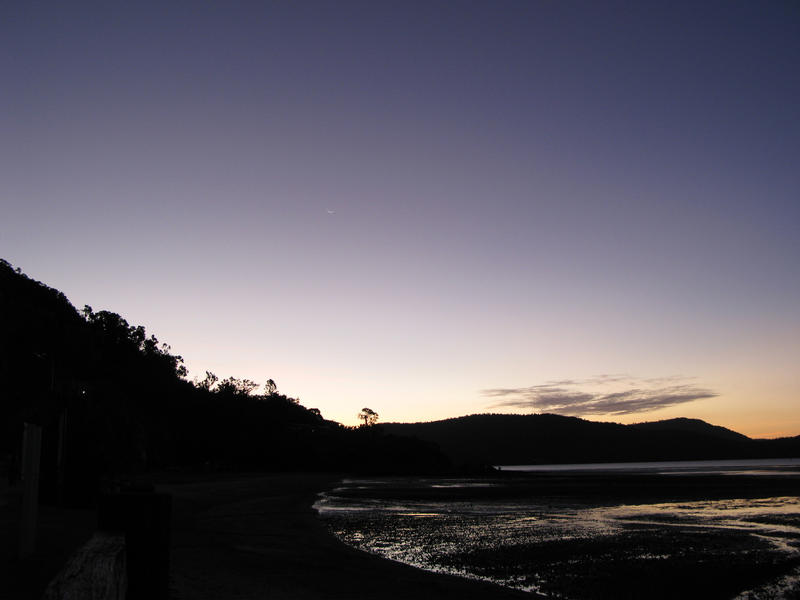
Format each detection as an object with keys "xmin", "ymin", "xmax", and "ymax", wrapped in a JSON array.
[{"xmin": 358, "ymin": 407, "xmax": 379, "ymax": 427}]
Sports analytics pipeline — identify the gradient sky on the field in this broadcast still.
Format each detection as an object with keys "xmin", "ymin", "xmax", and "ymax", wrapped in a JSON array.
[{"xmin": 3, "ymin": 1, "xmax": 798, "ymax": 437}]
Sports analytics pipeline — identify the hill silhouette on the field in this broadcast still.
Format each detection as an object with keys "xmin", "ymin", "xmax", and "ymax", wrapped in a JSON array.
[
  {"xmin": 0, "ymin": 260, "xmax": 448, "ymax": 505},
  {"xmin": 382, "ymin": 414, "xmax": 800, "ymax": 466},
  {"xmin": 629, "ymin": 417, "xmax": 750, "ymax": 442}
]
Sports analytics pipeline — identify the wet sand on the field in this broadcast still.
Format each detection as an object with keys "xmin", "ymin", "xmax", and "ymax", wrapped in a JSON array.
[
  {"xmin": 163, "ymin": 472, "xmax": 532, "ymax": 599},
  {"xmin": 320, "ymin": 471, "xmax": 800, "ymax": 599}
]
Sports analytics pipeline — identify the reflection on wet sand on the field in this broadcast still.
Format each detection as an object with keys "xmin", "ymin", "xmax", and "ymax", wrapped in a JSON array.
[{"xmin": 316, "ymin": 473, "xmax": 800, "ymax": 599}]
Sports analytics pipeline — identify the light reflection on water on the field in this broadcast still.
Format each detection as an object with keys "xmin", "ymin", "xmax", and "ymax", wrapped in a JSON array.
[{"xmin": 315, "ymin": 479, "xmax": 800, "ymax": 599}]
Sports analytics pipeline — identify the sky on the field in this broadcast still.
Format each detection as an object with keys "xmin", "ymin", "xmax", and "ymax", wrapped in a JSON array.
[{"xmin": 2, "ymin": 1, "xmax": 798, "ymax": 437}]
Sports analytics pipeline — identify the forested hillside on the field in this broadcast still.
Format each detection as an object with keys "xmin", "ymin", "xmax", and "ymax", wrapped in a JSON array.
[
  {"xmin": 383, "ymin": 414, "xmax": 800, "ymax": 466},
  {"xmin": 0, "ymin": 260, "xmax": 448, "ymax": 504}
]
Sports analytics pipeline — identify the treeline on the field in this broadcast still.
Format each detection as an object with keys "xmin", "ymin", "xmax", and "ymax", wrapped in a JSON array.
[{"xmin": 0, "ymin": 260, "xmax": 448, "ymax": 504}]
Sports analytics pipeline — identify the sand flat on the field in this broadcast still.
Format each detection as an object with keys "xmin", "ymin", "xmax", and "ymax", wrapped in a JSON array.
[{"xmin": 162, "ymin": 473, "xmax": 532, "ymax": 599}]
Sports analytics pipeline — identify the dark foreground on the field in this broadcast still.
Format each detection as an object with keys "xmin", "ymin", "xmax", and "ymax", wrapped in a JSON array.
[
  {"xmin": 3, "ymin": 470, "xmax": 800, "ymax": 599},
  {"xmin": 1, "ymin": 472, "xmax": 529, "ymax": 600}
]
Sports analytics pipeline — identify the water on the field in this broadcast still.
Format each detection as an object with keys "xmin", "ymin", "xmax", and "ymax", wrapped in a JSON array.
[
  {"xmin": 498, "ymin": 458, "xmax": 800, "ymax": 475},
  {"xmin": 315, "ymin": 462, "xmax": 800, "ymax": 599}
]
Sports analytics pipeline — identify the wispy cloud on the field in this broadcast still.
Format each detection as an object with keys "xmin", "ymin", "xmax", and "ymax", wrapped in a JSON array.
[{"xmin": 483, "ymin": 375, "xmax": 717, "ymax": 416}]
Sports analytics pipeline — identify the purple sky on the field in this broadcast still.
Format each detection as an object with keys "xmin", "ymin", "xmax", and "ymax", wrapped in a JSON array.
[{"xmin": 3, "ymin": 1, "xmax": 799, "ymax": 436}]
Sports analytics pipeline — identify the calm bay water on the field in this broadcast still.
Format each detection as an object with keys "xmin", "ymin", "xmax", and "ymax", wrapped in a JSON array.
[
  {"xmin": 315, "ymin": 460, "xmax": 800, "ymax": 599},
  {"xmin": 498, "ymin": 458, "xmax": 800, "ymax": 474}
]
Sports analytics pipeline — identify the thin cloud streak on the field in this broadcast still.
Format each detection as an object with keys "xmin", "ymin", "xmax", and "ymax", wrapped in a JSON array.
[{"xmin": 483, "ymin": 376, "xmax": 717, "ymax": 416}]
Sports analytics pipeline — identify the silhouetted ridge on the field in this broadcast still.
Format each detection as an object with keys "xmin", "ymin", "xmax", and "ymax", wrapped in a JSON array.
[
  {"xmin": 1, "ymin": 260, "xmax": 449, "ymax": 505},
  {"xmin": 630, "ymin": 417, "xmax": 750, "ymax": 442},
  {"xmin": 383, "ymin": 413, "xmax": 799, "ymax": 466}
]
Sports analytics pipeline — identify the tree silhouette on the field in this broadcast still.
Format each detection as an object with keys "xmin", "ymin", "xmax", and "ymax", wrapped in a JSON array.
[
  {"xmin": 216, "ymin": 377, "xmax": 259, "ymax": 396},
  {"xmin": 195, "ymin": 371, "xmax": 218, "ymax": 391},
  {"xmin": 358, "ymin": 407, "xmax": 379, "ymax": 427}
]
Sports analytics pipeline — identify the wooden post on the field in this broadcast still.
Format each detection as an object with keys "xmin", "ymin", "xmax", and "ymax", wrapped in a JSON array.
[{"xmin": 19, "ymin": 422, "xmax": 42, "ymax": 558}]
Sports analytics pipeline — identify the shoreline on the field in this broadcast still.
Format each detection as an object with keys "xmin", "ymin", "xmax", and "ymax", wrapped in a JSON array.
[{"xmin": 162, "ymin": 472, "xmax": 532, "ymax": 599}]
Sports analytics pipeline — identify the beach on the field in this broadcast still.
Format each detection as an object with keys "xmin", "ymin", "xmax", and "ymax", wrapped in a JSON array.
[{"xmin": 163, "ymin": 472, "xmax": 531, "ymax": 599}]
